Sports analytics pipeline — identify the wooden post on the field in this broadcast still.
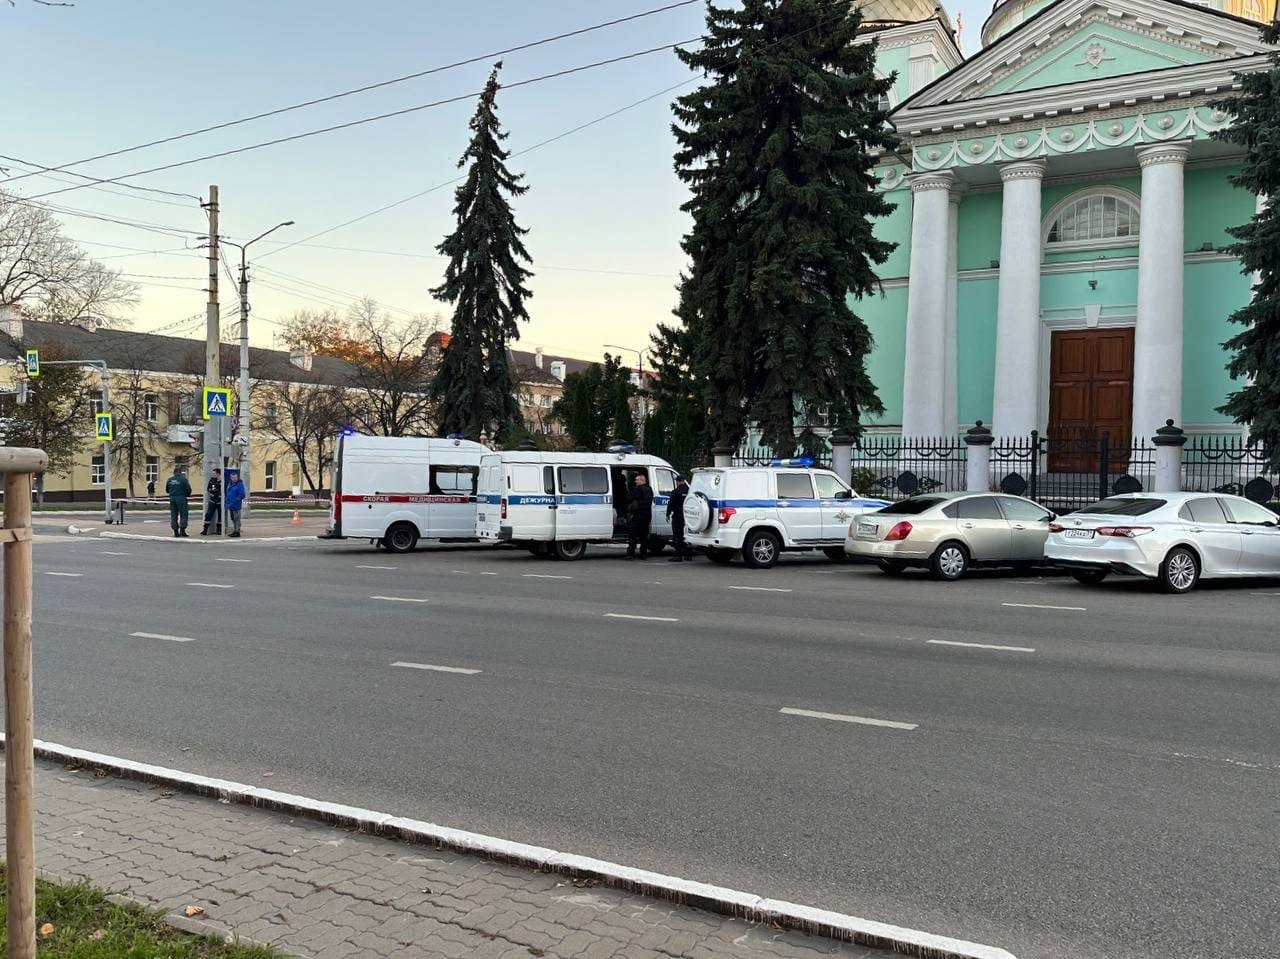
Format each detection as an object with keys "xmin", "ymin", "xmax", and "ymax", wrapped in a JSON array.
[{"xmin": 2, "ymin": 448, "xmax": 48, "ymax": 959}]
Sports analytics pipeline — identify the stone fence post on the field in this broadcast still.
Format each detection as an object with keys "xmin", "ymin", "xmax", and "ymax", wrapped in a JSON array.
[
  {"xmin": 712, "ymin": 445, "xmax": 735, "ymax": 469},
  {"xmin": 1152, "ymin": 419, "xmax": 1186, "ymax": 492},
  {"xmin": 830, "ymin": 431, "xmax": 855, "ymax": 485},
  {"xmin": 964, "ymin": 421, "xmax": 993, "ymax": 492}
]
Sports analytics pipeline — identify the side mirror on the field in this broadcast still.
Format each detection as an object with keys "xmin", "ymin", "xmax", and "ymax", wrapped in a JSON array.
[
  {"xmin": 834, "ymin": 490, "xmax": 852, "ymax": 500},
  {"xmin": 1040, "ymin": 513, "xmax": 1056, "ymax": 522}
]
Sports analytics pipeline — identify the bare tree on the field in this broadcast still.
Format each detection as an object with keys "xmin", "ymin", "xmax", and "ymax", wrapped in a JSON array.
[
  {"xmin": 255, "ymin": 360, "xmax": 346, "ymax": 495},
  {"xmin": 0, "ymin": 191, "xmax": 137, "ymax": 325},
  {"xmin": 343, "ymin": 299, "xmax": 439, "ymax": 437},
  {"xmin": 109, "ymin": 343, "xmax": 169, "ymax": 497}
]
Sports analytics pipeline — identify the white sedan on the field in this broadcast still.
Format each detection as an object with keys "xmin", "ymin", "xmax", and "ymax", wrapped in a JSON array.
[{"xmin": 1045, "ymin": 491, "xmax": 1280, "ymax": 593}]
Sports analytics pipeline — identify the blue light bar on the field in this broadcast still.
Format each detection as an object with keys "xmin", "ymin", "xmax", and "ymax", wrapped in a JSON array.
[
  {"xmin": 607, "ymin": 443, "xmax": 637, "ymax": 454},
  {"xmin": 768, "ymin": 456, "xmax": 814, "ymax": 467}
]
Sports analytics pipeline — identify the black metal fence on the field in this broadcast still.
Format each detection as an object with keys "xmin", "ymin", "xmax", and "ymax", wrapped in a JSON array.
[{"xmin": 1182, "ymin": 433, "xmax": 1278, "ymax": 505}]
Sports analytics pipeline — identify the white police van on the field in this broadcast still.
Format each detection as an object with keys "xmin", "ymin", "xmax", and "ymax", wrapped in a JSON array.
[
  {"xmin": 476, "ymin": 445, "xmax": 679, "ymax": 560},
  {"xmin": 321, "ymin": 433, "xmax": 487, "ymax": 553},
  {"xmin": 682, "ymin": 458, "xmax": 889, "ymax": 568}
]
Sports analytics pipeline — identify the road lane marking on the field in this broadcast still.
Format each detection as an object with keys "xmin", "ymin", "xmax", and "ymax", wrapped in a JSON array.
[
  {"xmin": 728, "ymin": 585, "xmax": 793, "ymax": 593},
  {"xmin": 371, "ymin": 595, "xmax": 428, "ymax": 604},
  {"xmin": 100, "ymin": 550, "xmax": 131, "ymax": 556},
  {"xmin": 478, "ymin": 571, "xmax": 498, "ymax": 576},
  {"xmin": 524, "ymin": 573, "xmax": 572, "ymax": 580},
  {"xmin": 779, "ymin": 707, "xmax": 917, "ymax": 731},
  {"xmin": 927, "ymin": 639, "xmax": 1035, "ymax": 653},
  {"xmin": 1001, "ymin": 602, "xmax": 1086, "ymax": 612},
  {"xmin": 44, "ymin": 572, "xmax": 83, "ymax": 577},
  {"xmin": 216, "ymin": 558, "xmax": 252, "ymax": 563},
  {"xmin": 1250, "ymin": 591, "xmax": 1280, "ymax": 596},
  {"xmin": 356, "ymin": 564, "xmax": 398, "ymax": 570},
  {"xmin": 392, "ymin": 661, "xmax": 480, "ymax": 675},
  {"xmin": 604, "ymin": 612, "xmax": 679, "ymax": 622},
  {"xmin": 130, "ymin": 631, "xmax": 196, "ymax": 643},
  {"xmin": 187, "ymin": 582, "xmax": 234, "ymax": 589}
]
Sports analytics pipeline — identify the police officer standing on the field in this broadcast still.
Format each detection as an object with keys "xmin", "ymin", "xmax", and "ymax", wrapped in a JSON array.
[
  {"xmin": 666, "ymin": 474, "xmax": 693, "ymax": 562},
  {"xmin": 166, "ymin": 465, "xmax": 191, "ymax": 538},
  {"xmin": 625, "ymin": 473, "xmax": 653, "ymax": 560},
  {"xmin": 201, "ymin": 467, "xmax": 223, "ymax": 536}
]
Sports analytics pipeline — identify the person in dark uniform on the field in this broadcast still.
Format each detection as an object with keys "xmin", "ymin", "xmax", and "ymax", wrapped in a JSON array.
[
  {"xmin": 666, "ymin": 474, "xmax": 693, "ymax": 562},
  {"xmin": 201, "ymin": 467, "xmax": 223, "ymax": 535},
  {"xmin": 625, "ymin": 473, "xmax": 653, "ymax": 560},
  {"xmin": 166, "ymin": 466, "xmax": 191, "ymax": 537}
]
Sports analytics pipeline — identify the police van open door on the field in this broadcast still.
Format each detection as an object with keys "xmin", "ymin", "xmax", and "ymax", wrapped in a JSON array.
[{"xmin": 554, "ymin": 464, "xmax": 612, "ymax": 547}]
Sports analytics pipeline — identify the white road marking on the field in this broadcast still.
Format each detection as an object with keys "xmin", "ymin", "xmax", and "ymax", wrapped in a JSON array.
[
  {"xmin": 728, "ymin": 585, "xmax": 793, "ymax": 593},
  {"xmin": 216, "ymin": 558, "xmax": 252, "ymax": 563},
  {"xmin": 371, "ymin": 595, "xmax": 428, "ymax": 604},
  {"xmin": 1249, "ymin": 591, "xmax": 1280, "ymax": 596},
  {"xmin": 356, "ymin": 564, "xmax": 398, "ymax": 570},
  {"xmin": 99, "ymin": 550, "xmax": 131, "ymax": 556},
  {"xmin": 142, "ymin": 519, "xmax": 162, "ymax": 524},
  {"xmin": 779, "ymin": 707, "xmax": 917, "ymax": 731},
  {"xmin": 604, "ymin": 612, "xmax": 679, "ymax": 622},
  {"xmin": 1001, "ymin": 602, "xmax": 1086, "ymax": 612},
  {"xmin": 927, "ymin": 639, "xmax": 1036, "ymax": 653},
  {"xmin": 187, "ymin": 582, "xmax": 235, "ymax": 589},
  {"xmin": 523, "ymin": 573, "xmax": 572, "ymax": 580},
  {"xmin": 392, "ymin": 661, "xmax": 480, "ymax": 675},
  {"xmin": 478, "ymin": 571, "xmax": 498, "ymax": 576},
  {"xmin": 130, "ymin": 631, "xmax": 196, "ymax": 644},
  {"xmin": 44, "ymin": 571, "xmax": 83, "ymax": 577}
]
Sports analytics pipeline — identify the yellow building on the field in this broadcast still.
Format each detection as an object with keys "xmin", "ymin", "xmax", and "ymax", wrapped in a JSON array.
[{"xmin": 1, "ymin": 314, "xmax": 358, "ymax": 504}]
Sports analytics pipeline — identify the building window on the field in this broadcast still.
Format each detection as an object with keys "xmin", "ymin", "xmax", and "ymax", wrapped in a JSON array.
[
  {"xmin": 178, "ymin": 393, "xmax": 197, "ymax": 424},
  {"xmin": 265, "ymin": 461, "xmax": 276, "ymax": 491},
  {"xmin": 264, "ymin": 401, "xmax": 278, "ymax": 428},
  {"xmin": 144, "ymin": 393, "xmax": 159, "ymax": 423},
  {"xmin": 1044, "ymin": 189, "xmax": 1140, "ymax": 250},
  {"xmin": 91, "ymin": 454, "xmax": 105, "ymax": 486},
  {"xmin": 145, "ymin": 456, "xmax": 159, "ymax": 486},
  {"xmin": 90, "ymin": 390, "xmax": 105, "ymax": 416},
  {"xmin": 174, "ymin": 455, "xmax": 188, "ymax": 470}
]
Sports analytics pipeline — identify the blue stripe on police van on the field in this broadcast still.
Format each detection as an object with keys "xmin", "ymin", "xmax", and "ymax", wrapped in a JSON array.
[{"xmin": 707, "ymin": 498, "xmax": 890, "ymax": 510}]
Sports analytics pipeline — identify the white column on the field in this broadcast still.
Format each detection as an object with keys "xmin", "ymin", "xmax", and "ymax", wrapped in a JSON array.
[
  {"xmin": 1131, "ymin": 141, "xmax": 1190, "ymax": 441},
  {"xmin": 991, "ymin": 160, "xmax": 1045, "ymax": 438},
  {"xmin": 943, "ymin": 184, "xmax": 964, "ymax": 438},
  {"xmin": 901, "ymin": 171, "xmax": 954, "ymax": 438}
]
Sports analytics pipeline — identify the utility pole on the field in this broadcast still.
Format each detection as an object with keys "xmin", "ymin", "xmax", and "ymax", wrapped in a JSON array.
[
  {"xmin": 225, "ymin": 220, "xmax": 293, "ymax": 520},
  {"xmin": 202, "ymin": 185, "xmax": 220, "ymax": 533}
]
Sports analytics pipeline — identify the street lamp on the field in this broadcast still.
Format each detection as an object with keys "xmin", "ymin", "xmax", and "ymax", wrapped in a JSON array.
[{"xmin": 219, "ymin": 220, "xmax": 293, "ymax": 521}]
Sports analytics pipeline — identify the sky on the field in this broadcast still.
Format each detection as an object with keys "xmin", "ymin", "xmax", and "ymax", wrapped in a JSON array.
[{"xmin": 3, "ymin": 0, "xmax": 991, "ymax": 361}]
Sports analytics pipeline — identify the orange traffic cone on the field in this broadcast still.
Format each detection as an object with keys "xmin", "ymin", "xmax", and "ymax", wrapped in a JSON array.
[{"xmin": 291, "ymin": 508, "xmax": 301, "ymax": 526}]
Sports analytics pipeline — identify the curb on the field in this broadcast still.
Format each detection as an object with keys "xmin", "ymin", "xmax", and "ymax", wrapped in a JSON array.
[
  {"xmin": 97, "ymin": 531, "xmax": 323, "ymax": 544},
  {"xmin": 7, "ymin": 737, "xmax": 1017, "ymax": 959}
]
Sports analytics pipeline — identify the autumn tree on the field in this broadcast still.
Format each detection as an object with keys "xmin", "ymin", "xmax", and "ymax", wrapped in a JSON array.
[
  {"xmin": 342, "ymin": 300, "xmax": 439, "ymax": 437},
  {"xmin": 0, "ymin": 345, "xmax": 89, "ymax": 503},
  {"xmin": 256, "ymin": 360, "xmax": 346, "ymax": 494},
  {"xmin": 278, "ymin": 308, "xmax": 373, "ymax": 363}
]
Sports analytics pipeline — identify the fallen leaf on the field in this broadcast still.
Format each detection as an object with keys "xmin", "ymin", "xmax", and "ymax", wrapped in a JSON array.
[
  {"xmin": 184, "ymin": 905, "xmax": 206, "ymax": 918},
  {"xmin": 89, "ymin": 929, "xmax": 106, "ymax": 941},
  {"xmin": 38, "ymin": 922, "xmax": 54, "ymax": 937},
  {"xmin": 92, "ymin": 767, "xmax": 109, "ymax": 779},
  {"xmin": 262, "ymin": 772, "xmax": 274, "ymax": 778}
]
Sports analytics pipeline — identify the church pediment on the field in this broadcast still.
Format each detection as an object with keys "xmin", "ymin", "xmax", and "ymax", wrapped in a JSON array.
[{"xmin": 898, "ymin": 0, "xmax": 1275, "ymax": 110}]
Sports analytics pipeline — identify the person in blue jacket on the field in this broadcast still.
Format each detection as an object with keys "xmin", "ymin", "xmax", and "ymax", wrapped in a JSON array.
[{"xmin": 224, "ymin": 468, "xmax": 246, "ymax": 538}]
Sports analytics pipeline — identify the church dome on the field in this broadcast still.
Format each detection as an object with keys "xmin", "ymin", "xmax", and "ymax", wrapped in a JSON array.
[
  {"xmin": 856, "ymin": 0, "xmax": 948, "ymax": 26},
  {"xmin": 983, "ymin": 0, "xmax": 1277, "ymax": 48}
]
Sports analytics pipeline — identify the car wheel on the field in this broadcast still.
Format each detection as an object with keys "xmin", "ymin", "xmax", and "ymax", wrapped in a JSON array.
[
  {"xmin": 929, "ymin": 541, "xmax": 969, "ymax": 581},
  {"xmin": 527, "ymin": 543, "xmax": 550, "ymax": 558},
  {"xmin": 822, "ymin": 547, "xmax": 849, "ymax": 563},
  {"xmin": 742, "ymin": 530, "xmax": 781, "ymax": 569},
  {"xmin": 1071, "ymin": 569, "xmax": 1109, "ymax": 585},
  {"xmin": 877, "ymin": 560, "xmax": 906, "ymax": 576},
  {"xmin": 552, "ymin": 539, "xmax": 587, "ymax": 561},
  {"xmin": 706, "ymin": 548, "xmax": 734, "ymax": 565},
  {"xmin": 1158, "ymin": 547, "xmax": 1199, "ymax": 594},
  {"xmin": 383, "ymin": 522, "xmax": 418, "ymax": 554}
]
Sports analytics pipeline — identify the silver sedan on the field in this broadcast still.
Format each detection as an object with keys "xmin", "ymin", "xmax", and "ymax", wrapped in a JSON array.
[{"xmin": 1045, "ymin": 491, "xmax": 1280, "ymax": 593}]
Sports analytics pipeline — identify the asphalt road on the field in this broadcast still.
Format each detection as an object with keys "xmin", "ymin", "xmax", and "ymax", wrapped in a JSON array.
[{"xmin": 21, "ymin": 524, "xmax": 1280, "ymax": 959}]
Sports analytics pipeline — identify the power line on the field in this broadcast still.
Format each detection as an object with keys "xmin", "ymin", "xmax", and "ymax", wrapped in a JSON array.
[
  {"xmin": 1, "ymin": 0, "xmax": 700, "ymax": 188},
  {"xmin": 0, "ymin": 152, "xmax": 199, "ymax": 204},
  {"xmin": 1, "ymin": 191, "xmax": 204, "ymax": 238},
  {"xmin": 24, "ymin": 38, "xmax": 704, "ymax": 202}
]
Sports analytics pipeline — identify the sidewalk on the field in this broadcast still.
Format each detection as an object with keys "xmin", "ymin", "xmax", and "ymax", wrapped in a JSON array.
[
  {"xmin": 4, "ymin": 758, "xmax": 894, "ymax": 959},
  {"xmin": 99, "ymin": 511, "xmax": 330, "ymax": 541}
]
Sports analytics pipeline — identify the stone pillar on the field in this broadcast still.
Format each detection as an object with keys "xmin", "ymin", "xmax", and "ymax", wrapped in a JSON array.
[
  {"xmin": 1132, "ymin": 141, "xmax": 1190, "ymax": 442},
  {"xmin": 991, "ymin": 160, "xmax": 1046, "ymax": 439},
  {"xmin": 901, "ymin": 171, "xmax": 954, "ymax": 438},
  {"xmin": 830, "ymin": 432, "xmax": 855, "ymax": 486},
  {"xmin": 1152, "ymin": 419, "xmax": 1187, "ymax": 493},
  {"xmin": 712, "ymin": 445, "xmax": 735, "ymax": 469},
  {"xmin": 964, "ymin": 420, "xmax": 994, "ymax": 492},
  {"xmin": 943, "ymin": 183, "xmax": 965, "ymax": 438}
]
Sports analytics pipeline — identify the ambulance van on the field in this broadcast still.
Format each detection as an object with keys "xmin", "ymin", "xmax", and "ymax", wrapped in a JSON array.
[
  {"xmin": 322, "ymin": 434, "xmax": 488, "ymax": 553},
  {"xmin": 476, "ymin": 446, "xmax": 679, "ymax": 560}
]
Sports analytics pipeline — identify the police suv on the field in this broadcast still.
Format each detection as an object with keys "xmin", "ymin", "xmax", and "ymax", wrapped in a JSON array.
[{"xmin": 682, "ymin": 459, "xmax": 889, "ymax": 569}]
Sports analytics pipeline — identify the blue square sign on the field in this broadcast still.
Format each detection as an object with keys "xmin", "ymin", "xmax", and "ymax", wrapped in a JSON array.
[{"xmin": 202, "ymin": 386, "xmax": 231, "ymax": 420}]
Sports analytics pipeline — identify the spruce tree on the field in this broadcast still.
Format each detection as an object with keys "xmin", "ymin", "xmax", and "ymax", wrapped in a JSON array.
[
  {"xmin": 1215, "ymin": 21, "xmax": 1280, "ymax": 463},
  {"xmin": 432, "ymin": 63, "xmax": 533, "ymax": 442},
  {"xmin": 672, "ymin": 0, "xmax": 896, "ymax": 455}
]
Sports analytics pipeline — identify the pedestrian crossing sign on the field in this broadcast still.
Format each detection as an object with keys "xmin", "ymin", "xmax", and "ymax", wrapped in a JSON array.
[
  {"xmin": 202, "ymin": 386, "xmax": 231, "ymax": 420},
  {"xmin": 25, "ymin": 349, "xmax": 39, "ymax": 378},
  {"xmin": 95, "ymin": 412, "xmax": 113, "ymax": 442}
]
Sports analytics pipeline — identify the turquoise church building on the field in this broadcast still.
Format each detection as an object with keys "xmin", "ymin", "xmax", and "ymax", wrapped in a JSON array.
[{"xmin": 854, "ymin": 0, "xmax": 1276, "ymax": 448}]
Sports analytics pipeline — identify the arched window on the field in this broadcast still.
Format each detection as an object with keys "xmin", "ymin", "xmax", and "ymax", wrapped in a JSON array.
[{"xmin": 1043, "ymin": 188, "xmax": 1141, "ymax": 251}]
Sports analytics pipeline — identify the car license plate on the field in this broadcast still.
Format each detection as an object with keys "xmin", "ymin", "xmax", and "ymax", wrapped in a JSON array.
[
  {"xmin": 857, "ymin": 522, "xmax": 877, "ymax": 536},
  {"xmin": 1064, "ymin": 529, "xmax": 1094, "ymax": 540}
]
